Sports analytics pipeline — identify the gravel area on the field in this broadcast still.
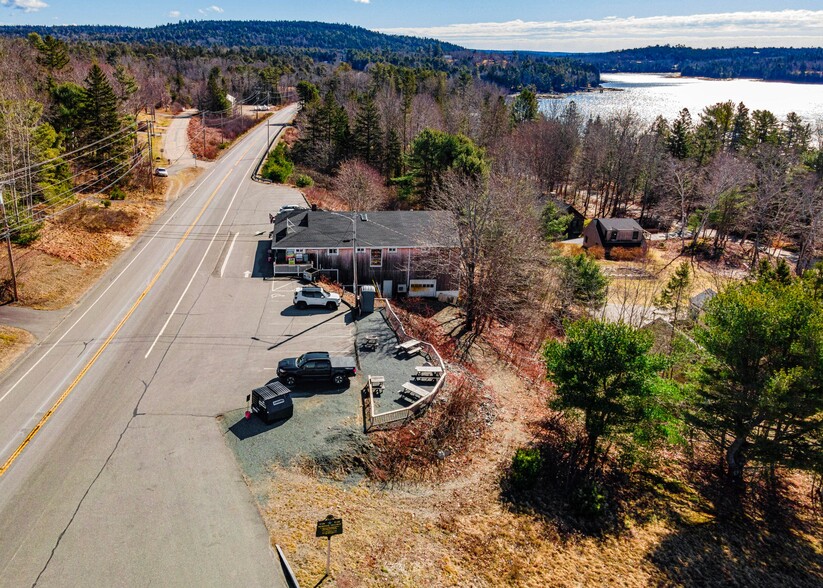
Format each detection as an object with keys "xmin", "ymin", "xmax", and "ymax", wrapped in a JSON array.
[
  {"xmin": 220, "ymin": 374, "xmax": 367, "ymax": 483},
  {"xmin": 355, "ymin": 310, "xmax": 438, "ymax": 413}
]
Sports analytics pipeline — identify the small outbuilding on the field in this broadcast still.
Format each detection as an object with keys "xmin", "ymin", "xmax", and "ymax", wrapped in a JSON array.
[
  {"xmin": 689, "ymin": 288, "xmax": 717, "ymax": 320},
  {"xmin": 582, "ymin": 218, "xmax": 646, "ymax": 254}
]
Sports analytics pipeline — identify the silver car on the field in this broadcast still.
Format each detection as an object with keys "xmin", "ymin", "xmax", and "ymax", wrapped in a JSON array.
[{"xmin": 155, "ymin": 167, "xmax": 169, "ymax": 177}]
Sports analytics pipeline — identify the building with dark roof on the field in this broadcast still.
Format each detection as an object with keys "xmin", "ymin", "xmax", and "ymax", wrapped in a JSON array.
[
  {"xmin": 582, "ymin": 218, "xmax": 646, "ymax": 255},
  {"xmin": 270, "ymin": 210, "xmax": 460, "ymax": 298},
  {"xmin": 545, "ymin": 197, "xmax": 585, "ymax": 238}
]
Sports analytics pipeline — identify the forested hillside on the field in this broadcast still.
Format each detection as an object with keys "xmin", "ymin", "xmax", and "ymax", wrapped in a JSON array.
[
  {"xmin": 577, "ymin": 45, "xmax": 823, "ymax": 83},
  {"xmin": 0, "ymin": 21, "xmax": 599, "ymax": 93}
]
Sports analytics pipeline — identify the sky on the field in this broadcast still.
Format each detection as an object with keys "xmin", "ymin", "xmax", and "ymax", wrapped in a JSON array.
[{"xmin": 1, "ymin": 0, "xmax": 823, "ymax": 52}]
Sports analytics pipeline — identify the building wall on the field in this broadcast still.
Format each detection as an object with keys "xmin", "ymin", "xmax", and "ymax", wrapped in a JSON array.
[{"xmin": 273, "ymin": 246, "xmax": 458, "ymax": 296}]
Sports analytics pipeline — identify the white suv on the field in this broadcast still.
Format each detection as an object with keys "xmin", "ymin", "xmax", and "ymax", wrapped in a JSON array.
[{"xmin": 293, "ymin": 286, "xmax": 341, "ymax": 310}]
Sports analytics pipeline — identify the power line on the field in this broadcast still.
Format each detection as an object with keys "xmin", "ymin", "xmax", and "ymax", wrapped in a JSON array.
[{"xmin": 0, "ymin": 125, "xmax": 137, "ymax": 183}]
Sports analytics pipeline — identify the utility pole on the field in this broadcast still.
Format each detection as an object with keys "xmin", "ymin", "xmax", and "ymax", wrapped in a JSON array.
[
  {"xmin": 202, "ymin": 127, "xmax": 207, "ymax": 158},
  {"xmin": 351, "ymin": 212, "xmax": 358, "ymax": 307},
  {"xmin": 147, "ymin": 121, "xmax": 154, "ymax": 191},
  {"xmin": 0, "ymin": 187, "xmax": 18, "ymax": 302}
]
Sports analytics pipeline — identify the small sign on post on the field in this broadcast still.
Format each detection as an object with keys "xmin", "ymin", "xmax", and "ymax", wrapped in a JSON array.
[{"xmin": 316, "ymin": 515, "xmax": 343, "ymax": 577}]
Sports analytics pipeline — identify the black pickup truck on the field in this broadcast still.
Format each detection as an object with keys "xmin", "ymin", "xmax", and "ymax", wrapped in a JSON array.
[{"xmin": 277, "ymin": 351, "xmax": 357, "ymax": 387}]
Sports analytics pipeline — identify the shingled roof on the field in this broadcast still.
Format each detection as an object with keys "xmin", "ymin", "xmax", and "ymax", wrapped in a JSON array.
[{"xmin": 271, "ymin": 210, "xmax": 459, "ymax": 249}]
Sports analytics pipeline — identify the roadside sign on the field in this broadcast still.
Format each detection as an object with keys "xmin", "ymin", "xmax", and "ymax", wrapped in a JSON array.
[{"xmin": 316, "ymin": 515, "xmax": 343, "ymax": 537}]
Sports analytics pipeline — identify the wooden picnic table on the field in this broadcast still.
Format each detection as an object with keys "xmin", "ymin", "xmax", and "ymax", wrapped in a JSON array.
[
  {"xmin": 361, "ymin": 335, "xmax": 379, "ymax": 350},
  {"xmin": 400, "ymin": 382, "xmax": 429, "ymax": 401},
  {"xmin": 396, "ymin": 339, "xmax": 421, "ymax": 351},
  {"xmin": 415, "ymin": 365, "xmax": 443, "ymax": 376},
  {"xmin": 368, "ymin": 375, "xmax": 385, "ymax": 395}
]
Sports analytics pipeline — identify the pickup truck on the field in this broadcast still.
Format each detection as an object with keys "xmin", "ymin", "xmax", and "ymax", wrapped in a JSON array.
[{"xmin": 277, "ymin": 351, "xmax": 357, "ymax": 387}]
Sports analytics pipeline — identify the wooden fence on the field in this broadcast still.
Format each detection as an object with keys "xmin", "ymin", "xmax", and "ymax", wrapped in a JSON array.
[{"xmin": 363, "ymin": 299, "xmax": 447, "ymax": 431}]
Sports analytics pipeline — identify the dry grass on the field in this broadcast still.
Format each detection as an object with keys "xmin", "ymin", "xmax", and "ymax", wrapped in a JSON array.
[
  {"xmin": 253, "ymin": 300, "xmax": 823, "ymax": 588},
  {"xmin": 0, "ymin": 184, "xmax": 172, "ymax": 309},
  {"xmin": 0, "ymin": 325, "xmax": 34, "ymax": 373}
]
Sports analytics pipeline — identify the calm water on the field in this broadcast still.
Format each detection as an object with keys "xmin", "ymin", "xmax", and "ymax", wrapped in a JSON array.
[{"xmin": 540, "ymin": 73, "xmax": 823, "ymax": 125}]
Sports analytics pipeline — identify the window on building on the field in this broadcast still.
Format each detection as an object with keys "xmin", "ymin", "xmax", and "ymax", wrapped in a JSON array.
[
  {"xmin": 356, "ymin": 247, "xmax": 366, "ymax": 253},
  {"xmin": 327, "ymin": 248, "xmax": 338, "ymax": 255},
  {"xmin": 610, "ymin": 230, "xmax": 618, "ymax": 241},
  {"xmin": 632, "ymin": 231, "xmax": 639, "ymax": 240},
  {"xmin": 387, "ymin": 247, "xmax": 398, "ymax": 253},
  {"xmin": 294, "ymin": 248, "xmax": 305, "ymax": 253},
  {"xmin": 370, "ymin": 249, "xmax": 383, "ymax": 267}
]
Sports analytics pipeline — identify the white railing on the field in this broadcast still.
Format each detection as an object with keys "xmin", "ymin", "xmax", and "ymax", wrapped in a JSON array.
[
  {"xmin": 364, "ymin": 298, "xmax": 447, "ymax": 431},
  {"xmin": 273, "ymin": 263, "xmax": 311, "ymax": 276}
]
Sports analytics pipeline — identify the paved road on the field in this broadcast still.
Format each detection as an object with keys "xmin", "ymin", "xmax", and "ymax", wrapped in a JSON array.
[
  {"xmin": 162, "ymin": 109, "xmax": 199, "ymax": 172},
  {"xmin": 0, "ymin": 103, "xmax": 344, "ymax": 587}
]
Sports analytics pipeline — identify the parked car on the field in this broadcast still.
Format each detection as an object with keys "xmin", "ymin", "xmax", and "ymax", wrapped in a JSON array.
[
  {"xmin": 277, "ymin": 351, "xmax": 357, "ymax": 387},
  {"xmin": 293, "ymin": 286, "xmax": 341, "ymax": 310},
  {"xmin": 155, "ymin": 167, "xmax": 169, "ymax": 177}
]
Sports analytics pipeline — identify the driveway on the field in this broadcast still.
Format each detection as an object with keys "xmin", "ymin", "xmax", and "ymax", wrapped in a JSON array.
[{"xmin": 163, "ymin": 108, "xmax": 198, "ymax": 173}]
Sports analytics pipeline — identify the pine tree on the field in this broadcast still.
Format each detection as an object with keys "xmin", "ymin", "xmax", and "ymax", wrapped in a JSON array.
[
  {"xmin": 206, "ymin": 66, "xmax": 230, "ymax": 113},
  {"xmin": 353, "ymin": 93, "xmax": 382, "ymax": 168},
  {"xmin": 81, "ymin": 63, "xmax": 127, "ymax": 178},
  {"xmin": 113, "ymin": 64, "xmax": 139, "ymax": 105}
]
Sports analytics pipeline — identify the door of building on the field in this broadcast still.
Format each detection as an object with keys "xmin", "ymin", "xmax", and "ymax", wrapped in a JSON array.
[{"xmin": 382, "ymin": 280, "xmax": 393, "ymax": 298}]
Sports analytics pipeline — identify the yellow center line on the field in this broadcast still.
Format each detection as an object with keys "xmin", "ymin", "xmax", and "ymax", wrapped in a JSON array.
[{"xmin": 0, "ymin": 140, "xmax": 258, "ymax": 478}]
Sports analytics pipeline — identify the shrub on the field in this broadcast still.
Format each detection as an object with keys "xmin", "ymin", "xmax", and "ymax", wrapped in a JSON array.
[
  {"xmin": 261, "ymin": 143, "xmax": 294, "ymax": 183},
  {"xmin": 586, "ymin": 245, "xmax": 605, "ymax": 259},
  {"xmin": 109, "ymin": 186, "xmax": 126, "ymax": 201},
  {"xmin": 609, "ymin": 245, "xmax": 647, "ymax": 261},
  {"xmin": 102, "ymin": 199, "xmax": 111, "ymax": 208},
  {"xmin": 570, "ymin": 478, "xmax": 608, "ymax": 519},
  {"xmin": 11, "ymin": 221, "xmax": 41, "ymax": 246},
  {"xmin": 295, "ymin": 173, "xmax": 314, "ymax": 188},
  {"xmin": 510, "ymin": 447, "xmax": 542, "ymax": 489}
]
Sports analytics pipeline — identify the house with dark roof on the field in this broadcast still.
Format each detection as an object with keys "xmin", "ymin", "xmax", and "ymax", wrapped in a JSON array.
[
  {"xmin": 270, "ymin": 210, "xmax": 460, "ymax": 298},
  {"xmin": 582, "ymin": 218, "xmax": 646, "ymax": 254},
  {"xmin": 546, "ymin": 197, "xmax": 585, "ymax": 238}
]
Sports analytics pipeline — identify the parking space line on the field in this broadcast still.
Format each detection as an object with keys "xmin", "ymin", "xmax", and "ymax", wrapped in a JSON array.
[{"xmin": 219, "ymin": 233, "xmax": 239, "ymax": 278}]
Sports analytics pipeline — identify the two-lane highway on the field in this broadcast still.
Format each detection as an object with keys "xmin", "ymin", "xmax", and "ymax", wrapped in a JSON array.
[{"xmin": 0, "ymin": 105, "xmax": 310, "ymax": 587}]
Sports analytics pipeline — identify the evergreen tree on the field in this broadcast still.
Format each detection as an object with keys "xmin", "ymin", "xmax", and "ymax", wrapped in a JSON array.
[
  {"xmin": 206, "ymin": 66, "xmax": 230, "ymax": 113},
  {"xmin": 730, "ymin": 102, "xmax": 752, "ymax": 152},
  {"xmin": 689, "ymin": 273, "xmax": 823, "ymax": 486},
  {"xmin": 353, "ymin": 93, "xmax": 382, "ymax": 168},
  {"xmin": 382, "ymin": 128, "xmax": 403, "ymax": 182},
  {"xmin": 28, "ymin": 33, "xmax": 70, "ymax": 79},
  {"xmin": 667, "ymin": 108, "xmax": 694, "ymax": 159},
  {"xmin": 511, "ymin": 85, "xmax": 539, "ymax": 124},
  {"xmin": 113, "ymin": 64, "xmax": 139, "ymax": 106},
  {"xmin": 81, "ymin": 63, "xmax": 127, "ymax": 178},
  {"xmin": 544, "ymin": 319, "xmax": 678, "ymax": 475}
]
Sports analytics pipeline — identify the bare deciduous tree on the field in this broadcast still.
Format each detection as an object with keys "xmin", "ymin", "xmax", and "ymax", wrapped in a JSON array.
[{"xmin": 333, "ymin": 159, "xmax": 389, "ymax": 211}]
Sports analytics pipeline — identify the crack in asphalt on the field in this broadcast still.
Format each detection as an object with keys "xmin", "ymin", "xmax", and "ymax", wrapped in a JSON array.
[{"xmin": 32, "ymin": 351, "xmax": 171, "ymax": 586}]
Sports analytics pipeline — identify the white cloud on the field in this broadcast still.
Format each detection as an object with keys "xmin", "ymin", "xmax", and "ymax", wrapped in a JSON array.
[
  {"xmin": 168, "ymin": 10, "xmax": 180, "ymax": 18},
  {"xmin": 382, "ymin": 10, "xmax": 823, "ymax": 52},
  {"xmin": 353, "ymin": 0, "xmax": 371, "ymax": 4},
  {"xmin": 208, "ymin": 4, "xmax": 223, "ymax": 12},
  {"xmin": 0, "ymin": 0, "xmax": 49, "ymax": 13}
]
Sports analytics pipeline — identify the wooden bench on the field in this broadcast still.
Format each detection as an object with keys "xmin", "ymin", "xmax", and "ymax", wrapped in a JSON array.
[{"xmin": 399, "ymin": 382, "xmax": 429, "ymax": 401}]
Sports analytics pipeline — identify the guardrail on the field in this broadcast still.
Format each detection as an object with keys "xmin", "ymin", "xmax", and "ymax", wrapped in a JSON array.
[{"xmin": 363, "ymin": 298, "xmax": 447, "ymax": 431}]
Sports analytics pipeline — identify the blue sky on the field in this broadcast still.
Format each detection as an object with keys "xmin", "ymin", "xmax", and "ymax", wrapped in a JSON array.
[{"xmin": 2, "ymin": 1, "xmax": 822, "ymax": 51}]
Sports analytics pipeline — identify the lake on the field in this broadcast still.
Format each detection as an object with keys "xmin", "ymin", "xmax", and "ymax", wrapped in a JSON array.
[{"xmin": 540, "ymin": 73, "xmax": 823, "ymax": 125}]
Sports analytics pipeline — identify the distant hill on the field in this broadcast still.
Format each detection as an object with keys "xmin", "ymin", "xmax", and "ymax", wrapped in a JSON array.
[
  {"xmin": 571, "ymin": 45, "xmax": 823, "ymax": 84},
  {"xmin": 0, "ymin": 20, "xmax": 464, "ymax": 54}
]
